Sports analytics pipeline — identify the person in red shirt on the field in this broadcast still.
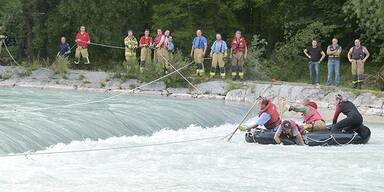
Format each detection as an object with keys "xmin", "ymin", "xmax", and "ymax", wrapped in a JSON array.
[
  {"xmin": 74, "ymin": 26, "xmax": 90, "ymax": 64},
  {"xmin": 139, "ymin": 29, "xmax": 153, "ymax": 71},
  {"xmin": 230, "ymin": 31, "xmax": 248, "ymax": 80},
  {"xmin": 153, "ymin": 29, "xmax": 164, "ymax": 65}
]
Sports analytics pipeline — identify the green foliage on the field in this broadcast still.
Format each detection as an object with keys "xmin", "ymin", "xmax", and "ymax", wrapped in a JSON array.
[
  {"xmin": 51, "ymin": 56, "xmax": 70, "ymax": 77},
  {"xmin": 245, "ymin": 34, "xmax": 270, "ymax": 81}
]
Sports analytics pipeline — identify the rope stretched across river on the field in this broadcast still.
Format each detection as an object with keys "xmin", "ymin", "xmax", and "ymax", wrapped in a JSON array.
[{"xmin": 0, "ymin": 135, "xmax": 225, "ymax": 158}]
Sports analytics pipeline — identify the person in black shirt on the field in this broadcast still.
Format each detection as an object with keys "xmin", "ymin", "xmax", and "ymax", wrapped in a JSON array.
[
  {"xmin": 304, "ymin": 39, "xmax": 325, "ymax": 85},
  {"xmin": 57, "ymin": 36, "xmax": 71, "ymax": 57}
]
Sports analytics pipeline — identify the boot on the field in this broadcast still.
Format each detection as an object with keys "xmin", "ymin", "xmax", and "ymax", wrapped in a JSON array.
[
  {"xmin": 231, "ymin": 72, "xmax": 237, "ymax": 80},
  {"xmin": 210, "ymin": 67, "xmax": 216, "ymax": 78},
  {"xmin": 239, "ymin": 72, "xmax": 244, "ymax": 80},
  {"xmin": 220, "ymin": 67, "xmax": 225, "ymax": 79}
]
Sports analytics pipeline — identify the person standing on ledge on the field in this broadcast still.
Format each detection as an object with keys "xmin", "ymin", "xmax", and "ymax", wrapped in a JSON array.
[
  {"xmin": 326, "ymin": 38, "xmax": 342, "ymax": 87},
  {"xmin": 124, "ymin": 30, "xmax": 138, "ymax": 67},
  {"xmin": 304, "ymin": 39, "xmax": 325, "ymax": 86},
  {"xmin": 230, "ymin": 30, "xmax": 248, "ymax": 80},
  {"xmin": 347, "ymin": 39, "xmax": 370, "ymax": 89},
  {"xmin": 191, "ymin": 29, "xmax": 208, "ymax": 76},
  {"xmin": 74, "ymin": 26, "xmax": 91, "ymax": 65},
  {"xmin": 139, "ymin": 29, "xmax": 153, "ymax": 71},
  {"xmin": 210, "ymin": 33, "xmax": 228, "ymax": 79},
  {"xmin": 57, "ymin": 36, "xmax": 71, "ymax": 57}
]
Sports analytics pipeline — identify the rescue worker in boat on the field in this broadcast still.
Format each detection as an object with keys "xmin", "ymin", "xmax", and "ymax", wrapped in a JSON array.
[
  {"xmin": 240, "ymin": 98, "xmax": 281, "ymax": 132},
  {"xmin": 230, "ymin": 30, "xmax": 248, "ymax": 80},
  {"xmin": 274, "ymin": 120, "xmax": 305, "ymax": 145},
  {"xmin": 288, "ymin": 100, "xmax": 327, "ymax": 133},
  {"xmin": 210, "ymin": 33, "xmax": 228, "ymax": 79},
  {"xmin": 191, "ymin": 29, "xmax": 208, "ymax": 76},
  {"xmin": 331, "ymin": 94, "xmax": 363, "ymax": 133},
  {"xmin": 139, "ymin": 29, "xmax": 153, "ymax": 71}
]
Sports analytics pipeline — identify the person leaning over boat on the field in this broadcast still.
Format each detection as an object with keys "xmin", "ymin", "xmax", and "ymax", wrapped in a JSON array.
[
  {"xmin": 230, "ymin": 30, "xmax": 248, "ymax": 80},
  {"xmin": 210, "ymin": 33, "xmax": 228, "ymax": 79},
  {"xmin": 347, "ymin": 39, "xmax": 370, "ymax": 89},
  {"xmin": 331, "ymin": 94, "xmax": 363, "ymax": 133},
  {"xmin": 240, "ymin": 98, "xmax": 281, "ymax": 132},
  {"xmin": 74, "ymin": 26, "xmax": 91, "ymax": 64},
  {"xmin": 139, "ymin": 29, "xmax": 153, "ymax": 70},
  {"xmin": 274, "ymin": 120, "xmax": 305, "ymax": 145},
  {"xmin": 124, "ymin": 30, "xmax": 138, "ymax": 66},
  {"xmin": 288, "ymin": 101, "xmax": 327, "ymax": 133},
  {"xmin": 57, "ymin": 36, "xmax": 71, "ymax": 57},
  {"xmin": 191, "ymin": 29, "xmax": 208, "ymax": 76}
]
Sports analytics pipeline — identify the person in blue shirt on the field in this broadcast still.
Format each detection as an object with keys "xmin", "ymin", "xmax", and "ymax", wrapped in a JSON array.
[
  {"xmin": 210, "ymin": 33, "xmax": 228, "ymax": 79},
  {"xmin": 167, "ymin": 36, "xmax": 175, "ymax": 53},
  {"xmin": 190, "ymin": 30, "xmax": 208, "ymax": 76},
  {"xmin": 57, "ymin": 36, "xmax": 71, "ymax": 57}
]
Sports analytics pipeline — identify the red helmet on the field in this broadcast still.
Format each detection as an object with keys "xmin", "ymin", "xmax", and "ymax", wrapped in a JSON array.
[{"xmin": 304, "ymin": 101, "xmax": 318, "ymax": 109}]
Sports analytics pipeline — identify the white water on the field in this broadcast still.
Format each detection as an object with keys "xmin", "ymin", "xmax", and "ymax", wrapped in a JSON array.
[{"xmin": 0, "ymin": 88, "xmax": 383, "ymax": 192}]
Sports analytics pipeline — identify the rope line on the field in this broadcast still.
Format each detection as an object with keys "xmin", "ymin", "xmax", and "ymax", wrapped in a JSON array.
[
  {"xmin": 159, "ymin": 53, "xmax": 201, "ymax": 93},
  {"xmin": 304, "ymin": 132, "xmax": 358, "ymax": 146},
  {"xmin": 0, "ymin": 135, "xmax": 225, "ymax": 158}
]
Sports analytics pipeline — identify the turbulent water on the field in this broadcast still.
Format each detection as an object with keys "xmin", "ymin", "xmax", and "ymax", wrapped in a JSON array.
[{"xmin": 0, "ymin": 87, "xmax": 383, "ymax": 192}]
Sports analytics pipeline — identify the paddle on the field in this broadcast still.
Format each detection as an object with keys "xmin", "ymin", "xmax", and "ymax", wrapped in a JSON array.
[{"xmin": 226, "ymin": 97, "xmax": 261, "ymax": 142}]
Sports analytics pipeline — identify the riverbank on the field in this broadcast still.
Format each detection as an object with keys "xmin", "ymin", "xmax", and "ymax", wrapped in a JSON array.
[{"xmin": 1, "ymin": 65, "xmax": 383, "ymax": 123}]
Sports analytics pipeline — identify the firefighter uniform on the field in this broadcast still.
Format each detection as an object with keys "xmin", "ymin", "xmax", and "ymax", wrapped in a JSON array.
[
  {"xmin": 139, "ymin": 36, "xmax": 153, "ymax": 68},
  {"xmin": 192, "ymin": 36, "xmax": 207, "ymax": 76},
  {"xmin": 231, "ymin": 37, "xmax": 248, "ymax": 80},
  {"xmin": 124, "ymin": 36, "xmax": 138, "ymax": 65},
  {"xmin": 210, "ymin": 40, "xmax": 228, "ymax": 78}
]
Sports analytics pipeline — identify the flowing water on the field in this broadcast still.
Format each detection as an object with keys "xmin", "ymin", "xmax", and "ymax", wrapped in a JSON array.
[{"xmin": 0, "ymin": 87, "xmax": 383, "ymax": 192}]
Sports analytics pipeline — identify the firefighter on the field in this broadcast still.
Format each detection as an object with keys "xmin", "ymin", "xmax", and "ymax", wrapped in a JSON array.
[
  {"xmin": 190, "ymin": 30, "xmax": 208, "ymax": 76},
  {"xmin": 210, "ymin": 33, "xmax": 228, "ymax": 79},
  {"xmin": 230, "ymin": 31, "xmax": 248, "ymax": 80}
]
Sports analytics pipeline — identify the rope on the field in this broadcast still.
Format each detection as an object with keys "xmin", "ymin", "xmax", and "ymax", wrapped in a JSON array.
[
  {"xmin": 89, "ymin": 42, "xmax": 125, "ymax": 50},
  {"xmin": 304, "ymin": 132, "xmax": 358, "ymax": 146},
  {"xmin": 0, "ymin": 135, "xmax": 225, "ymax": 158},
  {"xmin": 159, "ymin": 53, "xmax": 201, "ymax": 93},
  {"xmin": 2, "ymin": 41, "xmax": 21, "ymax": 66},
  {"xmin": 0, "ymin": 61, "xmax": 194, "ymax": 115}
]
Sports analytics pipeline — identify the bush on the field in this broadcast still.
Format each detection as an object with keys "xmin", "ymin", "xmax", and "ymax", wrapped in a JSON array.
[
  {"xmin": 51, "ymin": 56, "xmax": 69, "ymax": 78},
  {"xmin": 245, "ymin": 34, "xmax": 270, "ymax": 81}
]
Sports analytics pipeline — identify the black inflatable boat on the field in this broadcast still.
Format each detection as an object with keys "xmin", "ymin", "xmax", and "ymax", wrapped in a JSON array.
[{"xmin": 245, "ymin": 124, "xmax": 371, "ymax": 146}]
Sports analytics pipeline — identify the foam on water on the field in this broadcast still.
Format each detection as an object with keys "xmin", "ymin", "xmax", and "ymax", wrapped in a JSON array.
[{"xmin": 0, "ymin": 88, "xmax": 383, "ymax": 191}]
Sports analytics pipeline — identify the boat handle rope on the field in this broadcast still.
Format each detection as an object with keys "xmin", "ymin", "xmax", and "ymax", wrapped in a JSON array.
[{"xmin": 304, "ymin": 132, "xmax": 358, "ymax": 146}]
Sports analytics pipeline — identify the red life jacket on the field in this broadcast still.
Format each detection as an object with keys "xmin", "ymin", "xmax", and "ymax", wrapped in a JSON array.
[
  {"xmin": 258, "ymin": 100, "xmax": 281, "ymax": 129},
  {"xmin": 231, "ymin": 37, "xmax": 247, "ymax": 53},
  {"xmin": 303, "ymin": 106, "xmax": 323, "ymax": 124}
]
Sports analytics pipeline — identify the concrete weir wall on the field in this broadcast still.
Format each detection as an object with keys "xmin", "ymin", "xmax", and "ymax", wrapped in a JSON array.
[{"xmin": 1, "ymin": 66, "xmax": 383, "ymax": 117}]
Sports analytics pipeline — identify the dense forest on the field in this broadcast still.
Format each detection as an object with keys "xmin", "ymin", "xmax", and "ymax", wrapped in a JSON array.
[{"xmin": 0, "ymin": 0, "xmax": 383, "ymax": 86}]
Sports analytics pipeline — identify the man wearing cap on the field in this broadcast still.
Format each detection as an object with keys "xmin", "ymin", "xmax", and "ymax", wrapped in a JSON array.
[
  {"xmin": 347, "ymin": 39, "xmax": 370, "ymax": 89},
  {"xmin": 331, "ymin": 94, "xmax": 363, "ymax": 133},
  {"xmin": 274, "ymin": 120, "xmax": 305, "ymax": 145},
  {"xmin": 230, "ymin": 30, "xmax": 248, "ymax": 80},
  {"xmin": 191, "ymin": 30, "xmax": 208, "ymax": 76},
  {"xmin": 210, "ymin": 33, "xmax": 228, "ymax": 79},
  {"xmin": 74, "ymin": 26, "xmax": 91, "ymax": 64}
]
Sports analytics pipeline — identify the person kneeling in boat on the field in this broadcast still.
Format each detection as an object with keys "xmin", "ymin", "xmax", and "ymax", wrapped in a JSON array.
[
  {"xmin": 240, "ymin": 98, "xmax": 281, "ymax": 132},
  {"xmin": 288, "ymin": 101, "xmax": 327, "ymax": 133},
  {"xmin": 274, "ymin": 120, "xmax": 304, "ymax": 145},
  {"xmin": 331, "ymin": 94, "xmax": 363, "ymax": 133}
]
